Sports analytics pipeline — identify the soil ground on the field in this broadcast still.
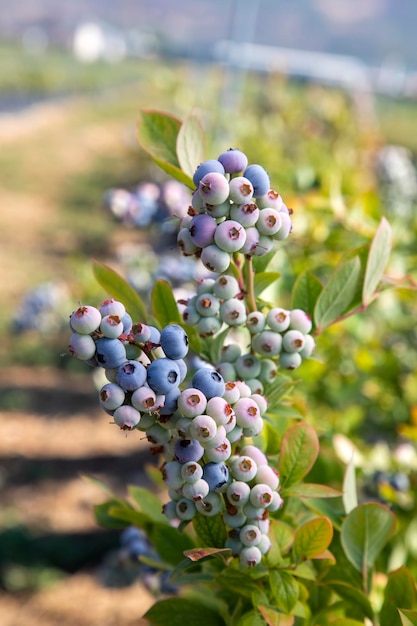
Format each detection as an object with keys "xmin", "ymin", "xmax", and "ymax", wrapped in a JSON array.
[{"xmin": 0, "ymin": 99, "xmax": 166, "ymax": 625}]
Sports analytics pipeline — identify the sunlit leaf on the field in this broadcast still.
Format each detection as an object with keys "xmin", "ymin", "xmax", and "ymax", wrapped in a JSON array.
[
  {"xmin": 137, "ymin": 109, "xmax": 194, "ymax": 188},
  {"xmin": 314, "ymin": 256, "xmax": 361, "ymax": 331},
  {"xmin": 327, "ymin": 581, "xmax": 374, "ymax": 620},
  {"xmin": 291, "ymin": 271, "xmax": 323, "ymax": 324},
  {"xmin": 363, "ymin": 217, "xmax": 392, "ymax": 305},
  {"xmin": 343, "ymin": 458, "xmax": 358, "ymax": 514},
  {"xmin": 399, "ymin": 609, "xmax": 417, "ymax": 626},
  {"xmin": 278, "ymin": 422, "xmax": 319, "ymax": 487},
  {"xmin": 259, "ymin": 605, "xmax": 294, "ymax": 626},
  {"xmin": 176, "ymin": 113, "xmax": 205, "ymax": 179},
  {"xmin": 270, "ymin": 570, "xmax": 299, "ymax": 613},
  {"xmin": 254, "ymin": 271, "xmax": 281, "ymax": 298},
  {"xmin": 92, "ymin": 259, "xmax": 148, "ymax": 322},
  {"xmin": 128, "ymin": 485, "xmax": 168, "ymax": 525},
  {"xmin": 341, "ymin": 502, "xmax": 396, "ymax": 575},
  {"xmin": 293, "ymin": 516, "xmax": 333, "ymax": 561},
  {"xmin": 151, "ymin": 279, "xmax": 182, "ymax": 327},
  {"xmin": 282, "ymin": 483, "xmax": 342, "ymax": 499},
  {"xmin": 380, "ymin": 567, "xmax": 416, "ymax": 626}
]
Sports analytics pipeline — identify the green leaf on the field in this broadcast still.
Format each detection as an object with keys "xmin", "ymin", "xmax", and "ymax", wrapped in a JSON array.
[
  {"xmin": 380, "ymin": 567, "xmax": 416, "ymax": 626},
  {"xmin": 314, "ymin": 256, "xmax": 361, "ymax": 331},
  {"xmin": 184, "ymin": 547, "xmax": 231, "ymax": 562},
  {"xmin": 341, "ymin": 243, "xmax": 370, "ymax": 310},
  {"xmin": 92, "ymin": 260, "xmax": 148, "ymax": 322},
  {"xmin": 236, "ymin": 610, "xmax": 266, "ymax": 626},
  {"xmin": 278, "ymin": 422, "xmax": 319, "ymax": 488},
  {"xmin": 137, "ymin": 110, "xmax": 194, "ymax": 188},
  {"xmin": 399, "ymin": 609, "xmax": 417, "ymax": 626},
  {"xmin": 363, "ymin": 217, "xmax": 392, "ymax": 305},
  {"xmin": 264, "ymin": 374, "xmax": 297, "ymax": 411},
  {"xmin": 252, "ymin": 248, "xmax": 276, "ymax": 273},
  {"xmin": 291, "ymin": 272, "xmax": 323, "ymax": 323},
  {"xmin": 151, "ymin": 279, "xmax": 182, "ymax": 327},
  {"xmin": 343, "ymin": 458, "xmax": 358, "ymax": 515},
  {"xmin": 259, "ymin": 605, "xmax": 294, "ymax": 625},
  {"xmin": 270, "ymin": 570, "xmax": 299, "ymax": 613},
  {"xmin": 282, "ymin": 483, "xmax": 342, "ymax": 499},
  {"xmin": 254, "ymin": 271, "xmax": 281, "ymax": 298},
  {"xmin": 216, "ymin": 569, "xmax": 260, "ymax": 598},
  {"xmin": 293, "ymin": 516, "xmax": 333, "ymax": 561},
  {"xmin": 93, "ymin": 499, "xmax": 130, "ymax": 529},
  {"xmin": 266, "ymin": 520, "xmax": 295, "ymax": 566},
  {"xmin": 138, "ymin": 109, "xmax": 181, "ymax": 167},
  {"xmin": 341, "ymin": 502, "xmax": 397, "ymax": 576},
  {"xmin": 209, "ymin": 325, "xmax": 231, "ymax": 364},
  {"xmin": 176, "ymin": 113, "xmax": 205, "ymax": 179},
  {"xmin": 193, "ymin": 512, "xmax": 228, "ymax": 548},
  {"xmin": 108, "ymin": 504, "xmax": 150, "ymax": 528},
  {"xmin": 149, "ymin": 524, "xmax": 195, "ymax": 566},
  {"xmin": 326, "ymin": 581, "xmax": 374, "ymax": 621},
  {"xmin": 128, "ymin": 485, "xmax": 168, "ymax": 525},
  {"xmin": 304, "ymin": 496, "xmax": 346, "ymax": 531},
  {"xmin": 145, "ymin": 598, "xmax": 225, "ymax": 626}
]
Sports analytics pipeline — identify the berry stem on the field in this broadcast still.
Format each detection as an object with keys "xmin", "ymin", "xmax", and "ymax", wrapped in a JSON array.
[{"xmin": 243, "ymin": 256, "xmax": 257, "ymax": 314}]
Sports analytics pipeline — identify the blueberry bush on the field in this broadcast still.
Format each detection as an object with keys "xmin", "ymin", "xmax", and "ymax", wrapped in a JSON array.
[{"xmin": 68, "ymin": 110, "xmax": 417, "ymax": 625}]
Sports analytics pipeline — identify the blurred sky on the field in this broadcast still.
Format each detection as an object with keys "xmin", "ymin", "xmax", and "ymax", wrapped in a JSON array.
[{"xmin": 0, "ymin": 0, "xmax": 416, "ymax": 68}]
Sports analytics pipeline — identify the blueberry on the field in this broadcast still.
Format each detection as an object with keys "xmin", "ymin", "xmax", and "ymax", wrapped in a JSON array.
[
  {"xmin": 195, "ymin": 492, "xmax": 224, "ymax": 516},
  {"xmin": 189, "ymin": 414, "xmax": 218, "ymax": 442},
  {"xmin": 266, "ymin": 308, "xmax": 290, "ymax": 333},
  {"xmin": 228, "ymin": 176, "xmax": 254, "ymax": 204},
  {"xmin": 239, "ymin": 545, "xmax": 262, "ymax": 567},
  {"xmin": 217, "ymin": 148, "xmax": 248, "ymax": 174},
  {"xmin": 70, "ymin": 305, "xmax": 101, "ymax": 334},
  {"xmin": 160, "ymin": 323, "xmax": 189, "ymax": 360},
  {"xmin": 174, "ymin": 438, "xmax": 205, "ymax": 463},
  {"xmin": 201, "ymin": 244, "xmax": 231, "ymax": 274},
  {"xmin": 116, "ymin": 360, "xmax": 147, "ymax": 391},
  {"xmin": 226, "ymin": 480, "xmax": 251, "ymax": 505},
  {"xmin": 189, "ymin": 213, "xmax": 217, "ymax": 248},
  {"xmin": 198, "ymin": 172, "xmax": 230, "ymax": 205},
  {"xmin": 132, "ymin": 323, "xmax": 151, "ymax": 343},
  {"xmin": 131, "ymin": 385, "xmax": 157, "ymax": 413},
  {"xmin": 100, "ymin": 314, "xmax": 124, "ymax": 339},
  {"xmin": 99, "ymin": 382, "xmax": 125, "ymax": 411},
  {"xmin": 289, "ymin": 309, "xmax": 313, "ymax": 334},
  {"xmin": 100, "ymin": 299, "xmax": 126, "ymax": 318},
  {"xmin": 177, "ymin": 227, "xmax": 200, "ymax": 256},
  {"xmin": 195, "ymin": 293, "xmax": 221, "ymax": 318},
  {"xmin": 202, "ymin": 462, "xmax": 229, "ymax": 491},
  {"xmin": 282, "ymin": 330, "xmax": 305, "ymax": 353},
  {"xmin": 95, "ymin": 337, "xmax": 127, "ymax": 369},
  {"xmin": 279, "ymin": 351, "xmax": 302, "ymax": 370},
  {"xmin": 243, "ymin": 164, "xmax": 270, "ymax": 198},
  {"xmin": 214, "ymin": 220, "xmax": 247, "ymax": 253},
  {"xmin": 146, "ymin": 358, "xmax": 180, "ymax": 394},
  {"xmin": 197, "ymin": 316, "xmax": 222, "ymax": 337},
  {"xmin": 192, "ymin": 369, "xmax": 225, "ymax": 400},
  {"xmin": 252, "ymin": 330, "xmax": 282, "ymax": 356},
  {"xmin": 193, "ymin": 159, "xmax": 225, "ymax": 187},
  {"xmin": 113, "ymin": 405, "xmax": 141, "ymax": 430},
  {"xmin": 256, "ymin": 208, "xmax": 282, "ymax": 236},
  {"xmin": 213, "ymin": 275, "xmax": 240, "ymax": 300},
  {"xmin": 219, "ymin": 299, "xmax": 247, "ymax": 326},
  {"xmin": 230, "ymin": 202, "xmax": 260, "ymax": 228},
  {"xmin": 177, "ymin": 388, "xmax": 208, "ymax": 418},
  {"xmin": 68, "ymin": 332, "xmax": 96, "ymax": 361}
]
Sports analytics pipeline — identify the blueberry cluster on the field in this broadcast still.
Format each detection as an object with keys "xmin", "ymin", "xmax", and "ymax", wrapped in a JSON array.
[
  {"xmin": 182, "ymin": 275, "xmax": 246, "ymax": 337},
  {"xmin": 249, "ymin": 307, "xmax": 316, "ymax": 370},
  {"xmin": 68, "ymin": 303, "xmax": 284, "ymax": 567},
  {"xmin": 216, "ymin": 344, "xmax": 276, "ymax": 392},
  {"xmin": 177, "ymin": 149, "xmax": 292, "ymax": 273},
  {"xmin": 69, "ymin": 301, "xmax": 188, "ymax": 434}
]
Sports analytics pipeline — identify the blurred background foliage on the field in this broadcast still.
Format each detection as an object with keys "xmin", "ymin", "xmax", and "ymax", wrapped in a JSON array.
[{"xmin": 1, "ymin": 35, "xmax": 417, "ymax": 590}]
